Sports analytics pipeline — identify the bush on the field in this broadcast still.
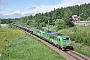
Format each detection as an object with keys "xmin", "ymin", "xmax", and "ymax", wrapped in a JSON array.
[{"xmin": 69, "ymin": 26, "xmax": 90, "ymax": 46}]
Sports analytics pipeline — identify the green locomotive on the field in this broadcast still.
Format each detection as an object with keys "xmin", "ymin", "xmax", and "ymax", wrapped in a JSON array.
[{"xmin": 33, "ymin": 28, "xmax": 73, "ymax": 50}]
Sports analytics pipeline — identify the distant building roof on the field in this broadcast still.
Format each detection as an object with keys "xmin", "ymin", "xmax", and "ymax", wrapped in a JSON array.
[
  {"xmin": 73, "ymin": 21, "xmax": 90, "ymax": 26},
  {"xmin": 72, "ymin": 15, "xmax": 80, "ymax": 21}
]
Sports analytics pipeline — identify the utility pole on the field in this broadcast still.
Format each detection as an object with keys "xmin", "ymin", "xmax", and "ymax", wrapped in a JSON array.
[
  {"xmin": 48, "ymin": 20, "xmax": 49, "ymax": 31},
  {"xmin": 47, "ymin": 17, "xmax": 51, "ymax": 31}
]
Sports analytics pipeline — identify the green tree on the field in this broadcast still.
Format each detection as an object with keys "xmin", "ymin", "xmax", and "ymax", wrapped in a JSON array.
[
  {"xmin": 87, "ymin": 16, "xmax": 90, "ymax": 21},
  {"xmin": 55, "ymin": 19, "xmax": 66, "ymax": 31}
]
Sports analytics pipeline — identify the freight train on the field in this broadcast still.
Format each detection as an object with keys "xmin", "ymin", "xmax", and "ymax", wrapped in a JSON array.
[{"xmin": 12, "ymin": 23, "xmax": 73, "ymax": 50}]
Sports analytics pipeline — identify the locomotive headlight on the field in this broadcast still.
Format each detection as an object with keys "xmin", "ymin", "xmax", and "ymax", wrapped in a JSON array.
[{"xmin": 63, "ymin": 38, "xmax": 66, "ymax": 40}]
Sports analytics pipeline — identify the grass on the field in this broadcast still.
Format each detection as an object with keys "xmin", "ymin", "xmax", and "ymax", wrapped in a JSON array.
[
  {"xmin": 0, "ymin": 24, "xmax": 22, "ymax": 53},
  {"xmin": 0, "ymin": 32, "xmax": 65, "ymax": 60},
  {"xmin": 71, "ymin": 41, "xmax": 90, "ymax": 57}
]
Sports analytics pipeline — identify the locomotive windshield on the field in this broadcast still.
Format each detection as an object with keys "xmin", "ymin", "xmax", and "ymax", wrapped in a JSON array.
[{"xmin": 63, "ymin": 37, "xmax": 69, "ymax": 40}]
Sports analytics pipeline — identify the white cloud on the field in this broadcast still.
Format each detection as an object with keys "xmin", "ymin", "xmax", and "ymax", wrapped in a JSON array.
[
  {"xmin": 28, "ymin": 5, "xmax": 55, "ymax": 14},
  {"xmin": 0, "ymin": 11, "xmax": 4, "ymax": 15},
  {"xmin": 11, "ymin": 10, "xmax": 33, "ymax": 16},
  {"xmin": 0, "ymin": 10, "xmax": 33, "ymax": 18},
  {"xmin": 11, "ymin": 10, "xmax": 21, "ymax": 15},
  {"xmin": 0, "ymin": 0, "xmax": 90, "ymax": 18}
]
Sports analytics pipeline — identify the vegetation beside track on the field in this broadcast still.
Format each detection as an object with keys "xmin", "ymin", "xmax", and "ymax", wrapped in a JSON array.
[
  {"xmin": 0, "ymin": 24, "xmax": 22, "ymax": 53},
  {"xmin": 0, "ymin": 24, "xmax": 65, "ymax": 60},
  {"xmin": 1, "ymin": 32, "xmax": 65, "ymax": 60},
  {"xmin": 71, "ymin": 41, "xmax": 90, "ymax": 58}
]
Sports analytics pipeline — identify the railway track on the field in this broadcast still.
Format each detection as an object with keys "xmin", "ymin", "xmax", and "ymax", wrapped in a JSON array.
[
  {"xmin": 65, "ymin": 50, "xmax": 90, "ymax": 60},
  {"xmin": 13, "ymin": 24, "xmax": 90, "ymax": 60}
]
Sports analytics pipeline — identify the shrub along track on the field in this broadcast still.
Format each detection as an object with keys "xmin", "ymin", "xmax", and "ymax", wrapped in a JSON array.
[{"xmin": 17, "ymin": 27, "xmax": 90, "ymax": 60}]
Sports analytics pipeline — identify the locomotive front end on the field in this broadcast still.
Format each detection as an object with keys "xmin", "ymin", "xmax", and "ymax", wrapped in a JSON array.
[{"xmin": 62, "ymin": 36, "xmax": 73, "ymax": 50}]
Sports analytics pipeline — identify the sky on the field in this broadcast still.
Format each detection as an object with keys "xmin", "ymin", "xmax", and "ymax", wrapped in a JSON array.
[{"xmin": 0, "ymin": 0, "xmax": 90, "ymax": 18}]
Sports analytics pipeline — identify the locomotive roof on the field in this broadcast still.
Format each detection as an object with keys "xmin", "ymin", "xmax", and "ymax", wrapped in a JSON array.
[
  {"xmin": 34, "ymin": 28, "xmax": 65, "ymax": 37},
  {"xmin": 45, "ymin": 31, "xmax": 65, "ymax": 37}
]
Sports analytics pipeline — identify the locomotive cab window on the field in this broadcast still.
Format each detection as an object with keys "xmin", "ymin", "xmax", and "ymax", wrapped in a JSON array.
[{"xmin": 63, "ymin": 37, "xmax": 69, "ymax": 40}]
